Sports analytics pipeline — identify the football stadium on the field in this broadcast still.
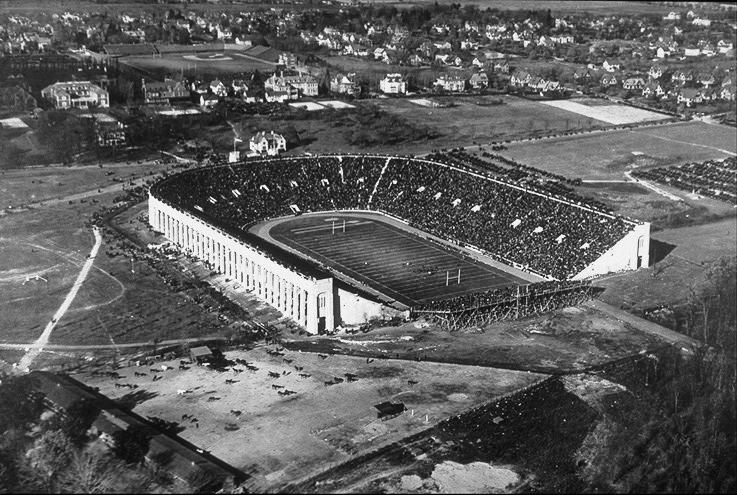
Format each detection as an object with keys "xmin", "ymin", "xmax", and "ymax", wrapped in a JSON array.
[{"xmin": 149, "ymin": 154, "xmax": 650, "ymax": 333}]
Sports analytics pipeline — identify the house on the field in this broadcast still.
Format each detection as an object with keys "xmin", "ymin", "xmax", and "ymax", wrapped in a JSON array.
[
  {"xmin": 717, "ymin": 40, "xmax": 734, "ymax": 54},
  {"xmin": 573, "ymin": 68, "xmax": 593, "ymax": 82},
  {"xmin": 41, "ymin": 81, "xmax": 109, "ymax": 109},
  {"xmin": 343, "ymin": 43, "xmax": 369, "ymax": 57},
  {"xmin": 265, "ymin": 71, "xmax": 318, "ymax": 98},
  {"xmin": 141, "ymin": 78, "xmax": 190, "ymax": 105},
  {"xmin": 720, "ymin": 85, "xmax": 736, "ymax": 101},
  {"xmin": 407, "ymin": 54, "xmax": 426, "ymax": 66},
  {"xmin": 602, "ymin": 60, "xmax": 620, "ymax": 72},
  {"xmin": 678, "ymin": 88, "xmax": 703, "ymax": 106},
  {"xmin": 697, "ymin": 73, "xmax": 715, "ymax": 88},
  {"xmin": 542, "ymin": 81, "xmax": 561, "ymax": 93},
  {"xmin": 250, "ymin": 131, "xmax": 286, "ymax": 156},
  {"xmin": 663, "ymin": 12, "xmax": 681, "ymax": 20},
  {"xmin": 231, "ymin": 80, "xmax": 249, "ymax": 97},
  {"xmin": 648, "ymin": 66, "xmax": 663, "ymax": 80},
  {"xmin": 692, "ymin": 18, "xmax": 711, "ymax": 27},
  {"xmin": 642, "ymin": 82, "xmax": 665, "ymax": 98},
  {"xmin": 379, "ymin": 73, "xmax": 406, "ymax": 94},
  {"xmin": 622, "ymin": 77, "xmax": 645, "ymax": 90},
  {"xmin": 683, "ymin": 47, "xmax": 700, "ymax": 57},
  {"xmin": 528, "ymin": 76, "xmax": 544, "ymax": 90},
  {"xmin": 434, "ymin": 74, "xmax": 466, "ymax": 92},
  {"xmin": 330, "ymin": 73, "xmax": 359, "ymax": 95},
  {"xmin": 373, "ymin": 47, "xmax": 387, "ymax": 60},
  {"xmin": 433, "ymin": 41, "xmax": 452, "ymax": 51},
  {"xmin": 208, "ymin": 79, "xmax": 227, "ymax": 97},
  {"xmin": 435, "ymin": 54, "xmax": 462, "ymax": 66},
  {"xmin": 0, "ymin": 84, "xmax": 37, "ymax": 112},
  {"xmin": 199, "ymin": 93, "xmax": 219, "ymax": 109},
  {"xmin": 656, "ymin": 46, "xmax": 670, "ymax": 59},
  {"xmin": 510, "ymin": 70, "xmax": 531, "ymax": 87},
  {"xmin": 601, "ymin": 73, "xmax": 618, "ymax": 87},
  {"xmin": 469, "ymin": 72, "xmax": 489, "ymax": 89},
  {"xmin": 264, "ymin": 87, "xmax": 298, "ymax": 103},
  {"xmin": 671, "ymin": 70, "xmax": 694, "ymax": 84},
  {"xmin": 493, "ymin": 60, "xmax": 510, "ymax": 73}
]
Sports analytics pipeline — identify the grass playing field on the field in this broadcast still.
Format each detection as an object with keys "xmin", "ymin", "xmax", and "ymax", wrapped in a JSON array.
[{"xmin": 266, "ymin": 213, "xmax": 528, "ymax": 306}]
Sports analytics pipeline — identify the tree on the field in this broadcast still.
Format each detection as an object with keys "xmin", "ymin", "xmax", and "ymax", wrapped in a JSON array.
[
  {"xmin": 27, "ymin": 430, "xmax": 74, "ymax": 483},
  {"xmin": 58, "ymin": 452, "xmax": 121, "ymax": 494},
  {"xmin": 112, "ymin": 425, "xmax": 150, "ymax": 464}
]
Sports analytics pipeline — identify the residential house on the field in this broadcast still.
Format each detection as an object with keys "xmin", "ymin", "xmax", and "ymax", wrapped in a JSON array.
[
  {"xmin": 573, "ymin": 68, "xmax": 593, "ymax": 82},
  {"xmin": 720, "ymin": 84, "xmax": 736, "ymax": 101},
  {"xmin": 493, "ymin": 60, "xmax": 510, "ymax": 73},
  {"xmin": 82, "ymin": 113, "xmax": 126, "ymax": 147},
  {"xmin": 250, "ymin": 131, "xmax": 286, "ymax": 156},
  {"xmin": 379, "ymin": 73, "xmax": 406, "ymax": 94},
  {"xmin": 434, "ymin": 74, "xmax": 466, "ymax": 92},
  {"xmin": 601, "ymin": 73, "xmax": 618, "ymax": 87},
  {"xmin": 373, "ymin": 47, "xmax": 387, "ymax": 61},
  {"xmin": 330, "ymin": 73, "xmax": 359, "ymax": 96},
  {"xmin": 407, "ymin": 54, "xmax": 426, "ymax": 66},
  {"xmin": 142, "ymin": 78, "xmax": 190, "ymax": 105},
  {"xmin": 678, "ymin": 87, "xmax": 703, "ymax": 106},
  {"xmin": 642, "ymin": 82, "xmax": 666, "ymax": 98},
  {"xmin": 0, "ymin": 84, "xmax": 37, "ymax": 112},
  {"xmin": 671, "ymin": 70, "xmax": 694, "ymax": 85},
  {"xmin": 41, "ymin": 81, "xmax": 109, "ymax": 109},
  {"xmin": 460, "ymin": 40, "xmax": 479, "ymax": 51},
  {"xmin": 663, "ymin": 12, "xmax": 681, "ymax": 20},
  {"xmin": 697, "ymin": 73, "xmax": 715, "ymax": 88},
  {"xmin": 648, "ymin": 66, "xmax": 663, "ymax": 80},
  {"xmin": 622, "ymin": 77, "xmax": 645, "ymax": 90},
  {"xmin": 343, "ymin": 43, "xmax": 369, "ymax": 57},
  {"xmin": 435, "ymin": 54, "xmax": 462, "ymax": 66},
  {"xmin": 469, "ymin": 72, "xmax": 489, "ymax": 89},
  {"xmin": 683, "ymin": 47, "xmax": 700, "ymax": 57},
  {"xmin": 717, "ymin": 40, "xmax": 734, "ymax": 54},
  {"xmin": 510, "ymin": 70, "xmax": 531, "ymax": 87},
  {"xmin": 602, "ymin": 60, "xmax": 620, "ymax": 72},
  {"xmin": 209, "ymin": 79, "xmax": 227, "ymax": 97},
  {"xmin": 231, "ymin": 80, "xmax": 249, "ymax": 98},
  {"xmin": 265, "ymin": 71, "xmax": 318, "ymax": 98},
  {"xmin": 656, "ymin": 46, "xmax": 670, "ymax": 59},
  {"xmin": 692, "ymin": 18, "xmax": 711, "ymax": 27},
  {"xmin": 265, "ymin": 87, "xmax": 298, "ymax": 103},
  {"xmin": 199, "ymin": 93, "xmax": 219, "ymax": 109}
]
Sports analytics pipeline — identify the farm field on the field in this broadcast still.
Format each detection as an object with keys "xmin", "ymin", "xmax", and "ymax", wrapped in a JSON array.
[
  {"xmin": 263, "ymin": 213, "xmax": 530, "ymax": 307},
  {"xmin": 77, "ymin": 346, "xmax": 546, "ymax": 491},
  {"xmin": 500, "ymin": 121, "xmax": 737, "ymax": 180},
  {"xmin": 368, "ymin": 95, "xmax": 610, "ymax": 152}
]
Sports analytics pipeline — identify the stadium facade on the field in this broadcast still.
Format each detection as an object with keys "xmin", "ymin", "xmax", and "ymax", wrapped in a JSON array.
[{"xmin": 148, "ymin": 154, "xmax": 650, "ymax": 334}]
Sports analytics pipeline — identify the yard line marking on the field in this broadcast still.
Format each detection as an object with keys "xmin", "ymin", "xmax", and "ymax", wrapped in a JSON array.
[{"xmin": 16, "ymin": 227, "xmax": 102, "ymax": 372}]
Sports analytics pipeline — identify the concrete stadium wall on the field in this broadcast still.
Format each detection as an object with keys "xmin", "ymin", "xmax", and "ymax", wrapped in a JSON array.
[
  {"xmin": 573, "ymin": 222, "xmax": 651, "ymax": 280},
  {"xmin": 149, "ymin": 195, "xmax": 401, "ymax": 333}
]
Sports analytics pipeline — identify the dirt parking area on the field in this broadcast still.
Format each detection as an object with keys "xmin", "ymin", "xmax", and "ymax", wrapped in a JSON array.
[{"xmin": 77, "ymin": 347, "xmax": 544, "ymax": 490}]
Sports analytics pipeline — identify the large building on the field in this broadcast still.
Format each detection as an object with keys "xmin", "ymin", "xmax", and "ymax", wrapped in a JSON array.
[
  {"xmin": 265, "ymin": 70, "xmax": 318, "ymax": 98},
  {"xmin": 41, "ymin": 81, "xmax": 109, "ymax": 109},
  {"xmin": 142, "ymin": 78, "xmax": 190, "ymax": 105},
  {"xmin": 379, "ymin": 73, "xmax": 407, "ymax": 94},
  {"xmin": 330, "ymin": 73, "xmax": 360, "ymax": 95},
  {"xmin": 249, "ymin": 131, "xmax": 286, "ymax": 156},
  {"xmin": 149, "ymin": 155, "xmax": 650, "ymax": 335}
]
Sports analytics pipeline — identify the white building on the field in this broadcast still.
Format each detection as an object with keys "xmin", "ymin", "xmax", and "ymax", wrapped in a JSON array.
[
  {"xmin": 265, "ymin": 70, "xmax": 318, "ymax": 98},
  {"xmin": 379, "ymin": 73, "xmax": 406, "ymax": 94},
  {"xmin": 434, "ymin": 74, "xmax": 466, "ymax": 92},
  {"xmin": 249, "ymin": 131, "xmax": 286, "ymax": 156},
  {"xmin": 41, "ymin": 81, "xmax": 109, "ymax": 109}
]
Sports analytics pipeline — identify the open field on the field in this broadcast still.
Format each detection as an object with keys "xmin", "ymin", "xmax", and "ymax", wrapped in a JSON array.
[
  {"xmin": 370, "ymin": 95, "xmax": 610, "ymax": 151},
  {"xmin": 282, "ymin": 302, "xmax": 665, "ymax": 373},
  {"xmin": 77, "ymin": 346, "xmax": 545, "ymax": 490},
  {"xmin": 121, "ymin": 50, "xmax": 276, "ymax": 75},
  {"xmin": 265, "ymin": 213, "xmax": 527, "ymax": 306},
  {"xmin": 500, "ymin": 121, "xmax": 737, "ymax": 181},
  {"xmin": 541, "ymin": 99, "xmax": 669, "ymax": 125}
]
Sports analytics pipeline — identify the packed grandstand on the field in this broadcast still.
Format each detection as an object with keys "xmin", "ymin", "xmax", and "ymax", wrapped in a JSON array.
[
  {"xmin": 632, "ymin": 156, "xmax": 736, "ymax": 204},
  {"xmin": 151, "ymin": 154, "xmax": 641, "ymax": 286}
]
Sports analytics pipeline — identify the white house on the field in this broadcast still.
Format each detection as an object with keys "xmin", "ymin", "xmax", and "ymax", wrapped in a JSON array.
[
  {"xmin": 434, "ymin": 74, "xmax": 466, "ymax": 92},
  {"xmin": 249, "ymin": 131, "xmax": 287, "ymax": 156},
  {"xmin": 379, "ymin": 73, "xmax": 407, "ymax": 94}
]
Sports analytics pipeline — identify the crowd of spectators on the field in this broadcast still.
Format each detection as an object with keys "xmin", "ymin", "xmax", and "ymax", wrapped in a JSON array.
[
  {"xmin": 632, "ymin": 157, "xmax": 736, "ymax": 204},
  {"xmin": 152, "ymin": 154, "xmax": 634, "ymax": 284},
  {"xmin": 414, "ymin": 280, "xmax": 592, "ymax": 312}
]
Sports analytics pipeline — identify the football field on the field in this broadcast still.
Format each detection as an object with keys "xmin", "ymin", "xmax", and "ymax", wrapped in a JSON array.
[{"xmin": 267, "ymin": 214, "xmax": 527, "ymax": 306}]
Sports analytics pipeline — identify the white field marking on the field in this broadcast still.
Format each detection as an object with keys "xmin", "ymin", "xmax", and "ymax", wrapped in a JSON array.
[
  {"xmin": 624, "ymin": 171, "xmax": 683, "ymax": 201},
  {"xmin": 16, "ymin": 227, "xmax": 102, "ymax": 371},
  {"xmin": 629, "ymin": 127, "xmax": 736, "ymax": 156}
]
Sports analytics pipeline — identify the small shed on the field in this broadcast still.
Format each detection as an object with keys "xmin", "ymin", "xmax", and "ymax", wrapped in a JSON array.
[{"xmin": 190, "ymin": 346, "xmax": 213, "ymax": 365}]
